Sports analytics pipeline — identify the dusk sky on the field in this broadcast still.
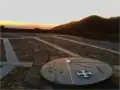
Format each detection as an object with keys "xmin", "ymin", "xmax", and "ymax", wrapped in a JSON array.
[{"xmin": 0, "ymin": 0, "xmax": 119, "ymax": 25}]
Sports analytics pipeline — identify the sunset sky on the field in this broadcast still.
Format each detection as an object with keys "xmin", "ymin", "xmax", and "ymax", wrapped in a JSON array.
[{"xmin": 0, "ymin": 0, "xmax": 119, "ymax": 28}]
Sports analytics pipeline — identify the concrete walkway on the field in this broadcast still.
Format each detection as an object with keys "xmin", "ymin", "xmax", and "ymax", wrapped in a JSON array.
[
  {"xmin": 53, "ymin": 36, "xmax": 120, "ymax": 55},
  {"xmin": 33, "ymin": 37, "xmax": 80, "ymax": 57},
  {"xmin": 3, "ymin": 39, "xmax": 19, "ymax": 63},
  {"xmin": 0, "ymin": 39, "xmax": 19, "ymax": 80}
]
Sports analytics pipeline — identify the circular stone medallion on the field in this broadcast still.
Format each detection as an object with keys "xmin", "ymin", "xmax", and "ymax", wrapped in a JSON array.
[{"xmin": 40, "ymin": 57, "xmax": 112, "ymax": 86}]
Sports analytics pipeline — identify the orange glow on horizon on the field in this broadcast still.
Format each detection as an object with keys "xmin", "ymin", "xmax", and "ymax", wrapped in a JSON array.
[
  {"xmin": 0, "ymin": 21, "xmax": 59, "ymax": 29},
  {"xmin": 1, "ymin": 0, "xmax": 119, "ymax": 26},
  {"xmin": 0, "ymin": 21, "xmax": 59, "ymax": 25}
]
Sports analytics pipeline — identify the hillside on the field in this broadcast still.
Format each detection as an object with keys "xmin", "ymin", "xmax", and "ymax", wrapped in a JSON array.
[{"xmin": 51, "ymin": 15, "xmax": 120, "ymax": 42}]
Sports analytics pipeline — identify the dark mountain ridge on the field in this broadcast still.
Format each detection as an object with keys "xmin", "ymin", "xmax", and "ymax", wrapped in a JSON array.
[{"xmin": 51, "ymin": 15, "xmax": 120, "ymax": 42}]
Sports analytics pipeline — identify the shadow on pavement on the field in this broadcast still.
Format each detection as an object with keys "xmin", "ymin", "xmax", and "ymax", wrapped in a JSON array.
[
  {"xmin": 52, "ymin": 78, "xmax": 119, "ymax": 89},
  {"xmin": 23, "ymin": 74, "xmax": 119, "ymax": 89}
]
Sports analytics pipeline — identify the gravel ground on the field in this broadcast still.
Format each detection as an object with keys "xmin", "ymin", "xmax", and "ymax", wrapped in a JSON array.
[
  {"xmin": 40, "ymin": 37, "xmax": 119, "ymax": 65},
  {"xmin": 1, "ymin": 67, "xmax": 30, "ymax": 89},
  {"xmin": 10, "ymin": 38, "xmax": 70, "ymax": 62},
  {"xmin": 61, "ymin": 35, "xmax": 119, "ymax": 51}
]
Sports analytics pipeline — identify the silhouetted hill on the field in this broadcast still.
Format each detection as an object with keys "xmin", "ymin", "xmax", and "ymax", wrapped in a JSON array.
[
  {"xmin": 0, "ymin": 26, "xmax": 50, "ymax": 33},
  {"xmin": 51, "ymin": 15, "xmax": 120, "ymax": 42}
]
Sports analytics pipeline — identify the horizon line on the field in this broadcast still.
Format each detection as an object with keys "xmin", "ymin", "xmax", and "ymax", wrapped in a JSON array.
[{"xmin": 0, "ymin": 21, "xmax": 60, "ymax": 26}]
